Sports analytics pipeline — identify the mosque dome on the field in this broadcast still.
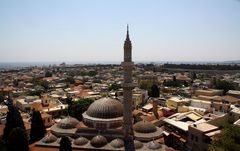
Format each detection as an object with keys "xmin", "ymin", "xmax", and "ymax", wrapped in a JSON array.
[
  {"xmin": 134, "ymin": 121, "xmax": 157, "ymax": 133},
  {"xmin": 73, "ymin": 137, "xmax": 89, "ymax": 146},
  {"xmin": 90, "ymin": 135, "xmax": 108, "ymax": 148},
  {"xmin": 148, "ymin": 141, "xmax": 162, "ymax": 150},
  {"xmin": 134, "ymin": 140, "xmax": 143, "ymax": 149},
  {"xmin": 110, "ymin": 138, "xmax": 124, "ymax": 148},
  {"xmin": 86, "ymin": 97, "xmax": 123, "ymax": 119},
  {"xmin": 41, "ymin": 133, "xmax": 57, "ymax": 143},
  {"xmin": 57, "ymin": 116, "xmax": 79, "ymax": 129}
]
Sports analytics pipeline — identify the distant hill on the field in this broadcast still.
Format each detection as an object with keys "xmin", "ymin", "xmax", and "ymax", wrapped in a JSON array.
[{"xmin": 220, "ymin": 60, "xmax": 240, "ymax": 64}]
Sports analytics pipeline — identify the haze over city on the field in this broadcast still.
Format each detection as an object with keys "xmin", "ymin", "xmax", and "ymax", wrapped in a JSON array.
[{"xmin": 0, "ymin": 0, "xmax": 240, "ymax": 63}]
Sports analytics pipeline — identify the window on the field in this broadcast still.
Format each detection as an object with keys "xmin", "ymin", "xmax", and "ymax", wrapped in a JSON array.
[
  {"xmin": 195, "ymin": 136, "xmax": 198, "ymax": 142},
  {"xmin": 191, "ymin": 134, "xmax": 194, "ymax": 140},
  {"xmin": 220, "ymin": 106, "xmax": 223, "ymax": 111}
]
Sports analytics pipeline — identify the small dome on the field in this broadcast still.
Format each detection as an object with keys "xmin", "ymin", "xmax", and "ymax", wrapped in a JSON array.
[
  {"xmin": 134, "ymin": 121, "xmax": 157, "ymax": 133},
  {"xmin": 57, "ymin": 116, "xmax": 79, "ymax": 129},
  {"xmin": 90, "ymin": 135, "xmax": 108, "ymax": 148},
  {"xmin": 110, "ymin": 138, "xmax": 124, "ymax": 148},
  {"xmin": 148, "ymin": 141, "xmax": 162, "ymax": 150},
  {"xmin": 134, "ymin": 140, "xmax": 143, "ymax": 149},
  {"xmin": 86, "ymin": 97, "xmax": 123, "ymax": 119},
  {"xmin": 74, "ymin": 137, "xmax": 89, "ymax": 146},
  {"xmin": 42, "ymin": 133, "xmax": 57, "ymax": 143}
]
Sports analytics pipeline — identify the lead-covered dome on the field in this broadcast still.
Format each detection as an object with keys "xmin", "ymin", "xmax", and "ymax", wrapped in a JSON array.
[
  {"xmin": 74, "ymin": 137, "xmax": 89, "ymax": 146},
  {"xmin": 86, "ymin": 97, "xmax": 123, "ymax": 119},
  {"xmin": 110, "ymin": 138, "xmax": 124, "ymax": 148},
  {"xmin": 148, "ymin": 141, "xmax": 162, "ymax": 150},
  {"xmin": 134, "ymin": 121, "xmax": 157, "ymax": 133},
  {"xmin": 41, "ymin": 133, "xmax": 57, "ymax": 143},
  {"xmin": 134, "ymin": 140, "xmax": 143, "ymax": 149},
  {"xmin": 57, "ymin": 116, "xmax": 79, "ymax": 129},
  {"xmin": 90, "ymin": 135, "xmax": 108, "ymax": 148}
]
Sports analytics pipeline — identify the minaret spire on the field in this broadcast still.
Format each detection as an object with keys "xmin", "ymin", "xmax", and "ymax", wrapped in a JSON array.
[
  {"xmin": 127, "ymin": 24, "xmax": 129, "ymax": 40},
  {"xmin": 124, "ymin": 25, "xmax": 132, "ymax": 62},
  {"xmin": 122, "ymin": 25, "xmax": 135, "ymax": 150}
]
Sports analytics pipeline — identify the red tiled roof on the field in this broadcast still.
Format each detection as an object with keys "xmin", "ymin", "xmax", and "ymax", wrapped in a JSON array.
[
  {"xmin": 41, "ymin": 112, "xmax": 52, "ymax": 119},
  {"xmin": 76, "ymin": 121, "xmax": 87, "ymax": 128},
  {"xmin": 79, "ymin": 92, "xmax": 90, "ymax": 97},
  {"xmin": 1, "ymin": 86, "xmax": 15, "ymax": 91},
  {"xmin": 0, "ymin": 124, "xmax": 4, "ymax": 136},
  {"xmin": 0, "ymin": 122, "xmax": 31, "ymax": 136},
  {"xmin": 215, "ymin": 95, "xmax": 240, "ymax": 103}
]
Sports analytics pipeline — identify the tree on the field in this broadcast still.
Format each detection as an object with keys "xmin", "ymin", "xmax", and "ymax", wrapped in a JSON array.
[
  {"xmin": 3, "ymin": 105, "xmax": 25, "ymax": 142},
  {"xmin": 211, "ymin": 76, "xmax": 217, "ymax": 88},
  {"xmin": 173, "ymin": 75, "xmax": 176, "ymax": 82},
  {"xmin": 214, "ymin": 80, "xmax": 235, "ymax": 95},
  {"xmin": 80, "ymin": 71, "xmax": 87, "ymax": 76},
  {"xmin": 191, "ymin": 72, "xmax": 197, "ymax": 80},
  {"xmin": 108, "ymin": 83, "xmax": 121, "ymax": 91},
  {"xmin": 29, "ymin": 110, "xmax": 46, "ymax": 143},
  {"xmin": 0, "ymin": 91, "xmax": 4, "ymax": 103},
  {"xmin": 65, "ymin": 76, "xmax": 75, "ymax": 84},
  {"xmin": 13, "ymin": 79, "xmax": 18, "ymax": 87},
  {"xmin": 68, "ymin": 98, "xmax": 94, "ymax": 120},
  {"xmin": 27, "ymin": 89, "xmax": 44, "ymax": 96},
  {"xmin": 6, "ymin": 127, "xmax": 29, "ymax": 151},
  {"xmin": 41, "ymin": 80, "xmax": 50, "ymax": 90},
  {"xmin": 209, "ymin": 124, "xmax": 240, "ymax": 151},
  {"xmin": 139, "ymin": 80, "xmax": 154, "ymax": 95},
  {"xmin": 88, "ymin": 70, "xmax": 97, "ymax": 77},
  {"xmin": 59, "ymin": 136, "xmax": 72, "ymax": 151},
  {"xmin": 65, "ymin": 96, "xmax": 73, "ymax": 106},
  {"xmin": 32, "ymin": 77, "xmax": 50, "ymax": 90},
  {"xmin": 93, "ymin": 79, "xmax": 101, "ymax": 83},
  {"xmin": 45, "ymin": 71, "xmax": 52, "ymax": 77},
  {"xmin": 149, "ymin": 84, "xmax": 160, "ymax": 98},
  {"xmin": 163, "ymin": 80, "xmax": 180, "ymax": 87}
]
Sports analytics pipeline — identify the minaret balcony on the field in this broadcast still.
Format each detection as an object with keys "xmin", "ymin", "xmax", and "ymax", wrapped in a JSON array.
[
  {"xmin": 121, "ymin": 62, "xmax": 134, "ymax": 67},
  {"xmin": 122, "ymin": 83, "xmax": 136, "ymax": 88}
]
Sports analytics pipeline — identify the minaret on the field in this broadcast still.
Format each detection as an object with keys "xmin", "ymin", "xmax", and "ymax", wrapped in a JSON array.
[{"xmin": 122, "ymin": 25, "xmax": 135, "ymax": 150}]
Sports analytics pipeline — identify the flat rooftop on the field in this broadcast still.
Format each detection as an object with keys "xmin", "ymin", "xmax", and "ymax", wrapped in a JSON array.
[
  {"xmin": 228, "ymin": 90, "xmax": 240, "ymax": 95},
  {"xmin": 168, "ymin": 97, "xmax": 189, "ymax": 103},
  {"xmin": 234, "ymin": 119, "xmax": 240, "ymax": 126},
  {"xmin": 192, "ymin": 122, "xmax": 218, "ymax": 132}
]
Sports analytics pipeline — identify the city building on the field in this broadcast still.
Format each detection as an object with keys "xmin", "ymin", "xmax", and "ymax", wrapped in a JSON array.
[{"xmin": 187, "ymin": 123, "xmax": 220, "ymax": 151}]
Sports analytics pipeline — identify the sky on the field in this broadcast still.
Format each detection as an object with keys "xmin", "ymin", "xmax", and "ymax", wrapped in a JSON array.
[{"xmin": 0, "ymin": 0, "xmax": 240, "ymax": 63}]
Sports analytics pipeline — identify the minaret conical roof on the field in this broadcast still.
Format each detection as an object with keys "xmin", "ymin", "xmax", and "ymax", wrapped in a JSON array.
[{"xmin": 125, "ymin": 24, "xmax": 131, "ymax": 42}]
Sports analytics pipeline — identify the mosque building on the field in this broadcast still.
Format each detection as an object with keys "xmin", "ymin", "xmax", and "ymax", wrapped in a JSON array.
[{"xmin": 33, "ymin": 27, "xmax": 172, "ymax": 151}]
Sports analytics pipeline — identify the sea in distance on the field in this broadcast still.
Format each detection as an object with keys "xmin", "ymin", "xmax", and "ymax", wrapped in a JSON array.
[{"xmin": 0, "ymin": 60, "xmax": 239, "ymax": 70}]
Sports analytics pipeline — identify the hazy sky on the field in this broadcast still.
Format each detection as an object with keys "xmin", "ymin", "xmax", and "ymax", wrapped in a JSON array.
[{"xmin": 0, "ymin": 0, "xmax": 240, "ymax": 63}]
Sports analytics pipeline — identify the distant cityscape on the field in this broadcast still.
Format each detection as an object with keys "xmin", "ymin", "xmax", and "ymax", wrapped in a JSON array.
[{"xmin": 1, "ymin": 60, "xmax": 240, "ymax": 70}]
